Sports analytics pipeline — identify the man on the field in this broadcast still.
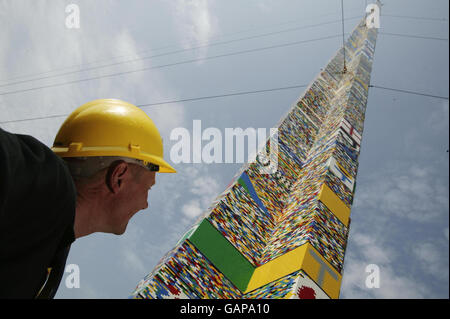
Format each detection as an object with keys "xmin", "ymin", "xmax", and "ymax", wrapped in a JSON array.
[{"xmin": 0, "ymin": 99, "xmax": 175, "ymax": 298}]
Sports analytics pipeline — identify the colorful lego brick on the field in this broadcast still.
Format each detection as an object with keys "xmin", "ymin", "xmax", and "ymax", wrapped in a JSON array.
[
  {"xmin": 245, "ymin": 243, "xmax": 341, "ymax": 299},
  {"xmin": 318, "ymin": 183, "xmax": 351, "ymax": 227},
  {"xmin": 244, "ymin": 270, "xmax": 329, "ymax": 299},
  {"xmin": 327, "ymin": 156, "xmax": 355, "ymax": 191},
  {"xmin": 261, "ymin": 200, "xmax": 348, "ymax": 273},
  {"xmin": 131, "ymin": 272, "xmax": 199, "ymax": 299},
  {"xmin": 156, "ymin": 240, "xmax": 241, "ymax": 298},
  {"xmin": 189, "ymin": 219, "xmax": 254, "ymax": 291}
]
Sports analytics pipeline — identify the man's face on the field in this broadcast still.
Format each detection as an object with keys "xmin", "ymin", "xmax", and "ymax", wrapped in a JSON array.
[{"xmin": 108, "ymin": 164, "xmax": 156, "ymax": 235}]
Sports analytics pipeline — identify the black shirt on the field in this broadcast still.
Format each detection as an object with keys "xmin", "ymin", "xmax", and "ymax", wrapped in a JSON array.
[{"xmin": 0, "ymin": 127, "xmax": 77, "ymax": 298}]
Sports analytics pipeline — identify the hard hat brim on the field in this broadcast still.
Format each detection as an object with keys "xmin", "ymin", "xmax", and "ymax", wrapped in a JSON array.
[
  {"xmin": 144, "ymin": 154, "xmax": 177, "ymax": 173},
  {"xmin": 52, "ymin": 146, "xmax": 176, "ymax": 173}
]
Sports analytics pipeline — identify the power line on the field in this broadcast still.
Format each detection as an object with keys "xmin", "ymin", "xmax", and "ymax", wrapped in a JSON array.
[
  {"xmin": 369, "ymin": 85, "xmax": 449, "ymax": 100},
  {"xmin": 0, "ymin": 16, "xmax": 444, "ymax": 92},
  {"xmin": 0, "ymin": 12, "xmax": 363, "ymax": 84},
  {"xmin": 382, "ymin": 13, "xmax": 448, "ymax": 22},
  {"xmin": 138, "ymin": 84, "xmax": 308, "ymax": 108},
  {"xmin": 341, "ymin": 0, "xmax": 347, "ymax": 72},
  {"xmin": 0, "ymin": 84, "xmax": 308, "ymax": 125},
  {"xmin": 0, "ymin": 17, "xmax": 361, "ymax": 89},
  {"xmin": 0, "ymin": 34, "xmax": 342, "ymax": 97},
  {"xmin": 0, "ymin": 113, "xmax": 69, "ymax": 125},
  {"xmin": 380, "ymin": 32, "xmax": 448, "ymax": 42},
  {"xmin": 2, "ymin": 83, "xmax": 448, "ymax": 125}
]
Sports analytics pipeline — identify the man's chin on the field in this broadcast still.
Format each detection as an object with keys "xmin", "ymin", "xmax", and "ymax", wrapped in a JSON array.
[
  {"xmin": 110, "ymin": 214, "xmax": 137, "ymax": 235},
  {"xmin": 112, "ymin": 224, "xmax": 128, "ymax": 235}
]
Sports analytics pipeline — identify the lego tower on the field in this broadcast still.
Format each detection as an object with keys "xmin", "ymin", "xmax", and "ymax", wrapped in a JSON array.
[{"xmin": 130, "ymin": 16, "xmax": 378, "ymax": 299}]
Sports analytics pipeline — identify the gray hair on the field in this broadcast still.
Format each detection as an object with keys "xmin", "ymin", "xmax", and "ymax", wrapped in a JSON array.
[{"xmin": 63, "ymin": 156, "xmax": 159, "ymax": 180}]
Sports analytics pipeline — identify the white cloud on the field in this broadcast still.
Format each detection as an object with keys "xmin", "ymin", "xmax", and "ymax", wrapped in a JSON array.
[
  {"xmin": 355, "ymin": 164, "xmax": 448, "ymax": 223},
  {"xmin": 344, "ymin": 153, "xmax": 449, "ymax": 298},
  {"xmin": 413, "ymin": 242, "xmax": 449, "ymax": 282},
  {"xmin": 427, "ymin": 100, "xmax": 449, "ymax": 134},
  {"xmin": 180, "ymin": 167, "xmax": 221, "ymax": 219},
  {"xmin": 341, "ymin": 256, "xmax": 429, "ymax": 299},
  {"xmin": 372, "ymin": 266, "xmax": 429, "ymax": 298},
  {"xmin": 255, "ymin": 0, "xmax": 276, "ymax": 14},
  {"xmin": 351, "ymin": 232, "xmax": 394, "ymax": 265},
  {"xmin": 117, "ymin": 224, "xmax": 147, "ymax": 274},
  {"xmin": 172, "ymin": 0, "xmax": 217, "ymax": 60},
  {"xmin": 182, "ymin": 199, "xmax": 203, "ymax": 218},
  {"xmin": 191, "ymin": 175, "xmax": 220, "ymax": 196},
  {"xmin": 342, "ymin": 229, "xmax": 431, "ymax": 299}
]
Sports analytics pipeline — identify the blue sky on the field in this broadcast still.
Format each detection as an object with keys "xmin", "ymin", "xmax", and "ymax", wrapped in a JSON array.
[{"xmin": 0, "ymin": 0, "xmax": 448, "ymax": 298}]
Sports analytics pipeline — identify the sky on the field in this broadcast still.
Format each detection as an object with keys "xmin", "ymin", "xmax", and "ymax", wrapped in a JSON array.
[{"xmin": 0, "ymin": 0, "xmax": 448, "ymax": 299}]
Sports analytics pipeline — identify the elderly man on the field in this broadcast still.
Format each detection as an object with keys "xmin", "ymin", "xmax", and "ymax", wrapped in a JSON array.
[{"xmin": 0, "ymin": 99, "xmax": 175, "ymax": 298}]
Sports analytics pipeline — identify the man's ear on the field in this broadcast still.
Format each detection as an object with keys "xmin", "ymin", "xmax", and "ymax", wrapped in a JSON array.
[{"xmin": 105, "ymin": 161, "xmax": 128, "ymax": 194}]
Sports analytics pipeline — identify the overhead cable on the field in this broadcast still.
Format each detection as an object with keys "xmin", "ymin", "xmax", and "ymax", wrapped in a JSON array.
[
  {"xmin": 0, "ymin": 34, "xmax": 341, "ymax": 97},
  {"xmin": 369, "ymin": 84, "xmax": 449, "ymax": 100}
]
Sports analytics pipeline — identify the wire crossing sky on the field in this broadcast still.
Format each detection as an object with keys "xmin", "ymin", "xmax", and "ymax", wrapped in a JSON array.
[{"xmin": 0, "ymin": 83, "xmax": 447, "ymax": 125}]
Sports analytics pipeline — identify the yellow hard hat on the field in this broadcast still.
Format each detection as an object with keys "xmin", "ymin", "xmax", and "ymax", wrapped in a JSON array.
[{"xmin": 52, "ymin": 99, "xmax": 176, "ymax": 173}]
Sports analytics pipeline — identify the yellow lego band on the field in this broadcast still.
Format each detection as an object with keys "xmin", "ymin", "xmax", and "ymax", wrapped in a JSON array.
[
  {"xmin": 318, "ymin": 184, "xmax": 351, "ymax": 227},
  {"xmin": 245, "ymin": 243, "xmax": 341, "ymax": 299}
]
